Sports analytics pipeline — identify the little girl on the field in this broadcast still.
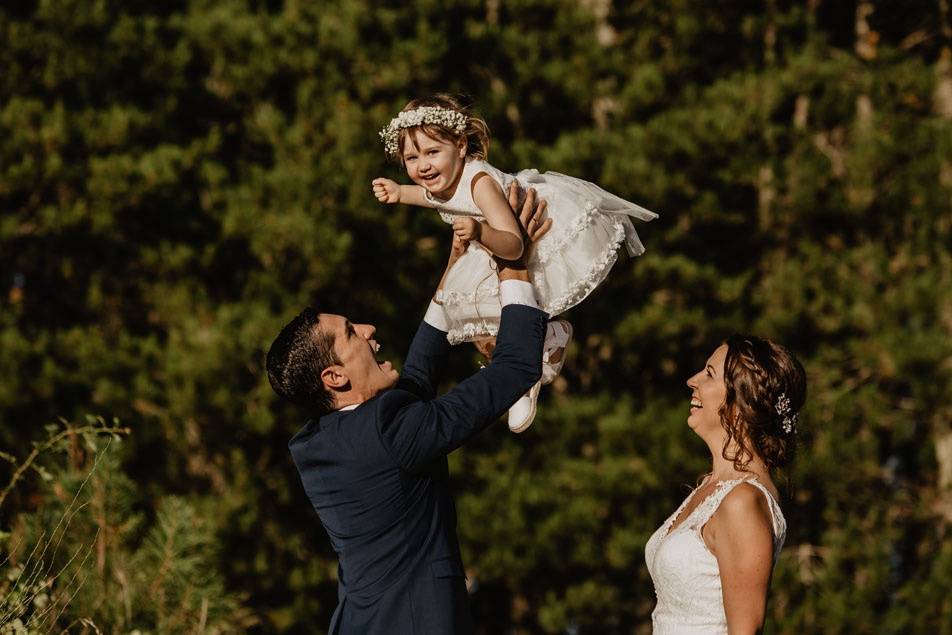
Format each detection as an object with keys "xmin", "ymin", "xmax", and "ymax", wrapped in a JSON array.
[{"xmin": 372, "ymin": 95, "xmax": 657, "ymax": 432}]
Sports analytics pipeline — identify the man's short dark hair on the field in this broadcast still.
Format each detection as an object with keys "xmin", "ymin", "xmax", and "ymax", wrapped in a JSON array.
[{"xmin": 267, "ymin": 308, "xmax": 341, "ymax": 417}]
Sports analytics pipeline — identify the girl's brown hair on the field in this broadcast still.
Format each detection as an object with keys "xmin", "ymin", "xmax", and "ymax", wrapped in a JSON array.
[
  {"xmin": 394, "ymin": 94, "xmax": 490, "ymax": 163},
  {"xmin": 717, "ymin": 334, "xmax": 807, "ymax": 472}
]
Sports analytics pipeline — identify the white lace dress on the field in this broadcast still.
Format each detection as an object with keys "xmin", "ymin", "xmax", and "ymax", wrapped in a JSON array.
[
  {"xmin": 430, "ymin": 158, "xmax": 657, "ymax": 344},
  {"xmin": 644, "ymin": 478, "xmax": 786, "ymax": 634}
]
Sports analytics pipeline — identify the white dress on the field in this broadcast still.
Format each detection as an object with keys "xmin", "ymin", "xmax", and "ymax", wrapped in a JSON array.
[
  {"xmin": 430, "ymin": 158, "xmax": 658, "ymax": 344},
  {"xmin": 644, "ymin": 478, "xmax": 787, "ymax": 634}
]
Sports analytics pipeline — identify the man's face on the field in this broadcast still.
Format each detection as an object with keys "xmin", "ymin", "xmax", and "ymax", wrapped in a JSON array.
[{"xmin": 318, "ymin": 313, "xmax": 399, "ymax": 401}]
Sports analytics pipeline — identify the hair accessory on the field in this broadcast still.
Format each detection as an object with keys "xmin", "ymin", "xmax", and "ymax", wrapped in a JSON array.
[
  {"xmin": 379, "ymin": 106, "xmax": 468, "ymax": 157},
  {"xmin": 775, "ymin": 393, "xmax": 798, "ymax": 434}
]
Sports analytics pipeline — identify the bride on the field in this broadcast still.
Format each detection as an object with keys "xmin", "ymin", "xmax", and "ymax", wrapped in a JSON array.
[{"xmin": 645, "ymin": 335, "xmax": 806, "ymax": 634}]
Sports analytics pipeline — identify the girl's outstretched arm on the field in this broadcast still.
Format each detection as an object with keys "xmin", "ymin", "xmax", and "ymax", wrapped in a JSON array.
[
  {"xmin": 468, "ymin": 173, "xmax": 524, "ymax": 260},
  {"xmin": 372, "ymin": 178, "xmax": 436, "ymax": 208}
]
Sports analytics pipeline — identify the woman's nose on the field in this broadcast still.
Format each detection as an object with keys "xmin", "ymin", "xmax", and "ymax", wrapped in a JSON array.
[
  {"xmin": 686, "ymin": 373, "xmax": 698, "ymax": 389},
  {"xmin": 357, "ymin": 324, "xmax": 376, "ymax": 339}
]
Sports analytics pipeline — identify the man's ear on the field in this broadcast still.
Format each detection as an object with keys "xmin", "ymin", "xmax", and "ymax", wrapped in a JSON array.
[{"xmin": 321, "ymin": 365, "xmax": 350, "ymax": 391}]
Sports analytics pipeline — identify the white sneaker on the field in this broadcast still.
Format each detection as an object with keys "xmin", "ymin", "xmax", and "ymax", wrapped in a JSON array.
[
  {"xmin": 507, "ymin": 320, "xmax": 573, "ymax": 433},
  {"xmin": 541, "ymin": 319, "xmax": 573, "ymax": 386},
  {"xmin": 508, "ymin": 380, "xmax": 541, "ymax": 433}
]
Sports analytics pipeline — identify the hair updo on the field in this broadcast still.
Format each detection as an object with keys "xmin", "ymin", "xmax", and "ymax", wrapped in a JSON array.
[
  {"xmin": 717, "ymin": 334, "xmax": 807, "ymax": 472},
  {"xmin": 394, "ymin": 94, "xmax": 490, "ymax": 163}
]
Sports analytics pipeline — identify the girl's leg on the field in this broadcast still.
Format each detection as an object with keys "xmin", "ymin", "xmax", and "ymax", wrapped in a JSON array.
[{"xmin": 473, "ymin": 336, "xmax": 496, "ymax": 362}]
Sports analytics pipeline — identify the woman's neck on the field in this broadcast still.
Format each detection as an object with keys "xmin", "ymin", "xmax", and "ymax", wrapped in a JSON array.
[{"xmin": 706, "ymin": 439, "xmax": 769, "ymax": 483}]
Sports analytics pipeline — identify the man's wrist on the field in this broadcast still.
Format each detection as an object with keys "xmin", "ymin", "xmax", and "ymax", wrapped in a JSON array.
[{"xmin": 496, "ymin": 257, "xmax": 529, "ymax": 282}]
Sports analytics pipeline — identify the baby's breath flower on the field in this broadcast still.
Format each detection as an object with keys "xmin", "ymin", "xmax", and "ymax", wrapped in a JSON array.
[{"xmin": 379, "ymin": 106, "xmax": 468, "ymax": 157}]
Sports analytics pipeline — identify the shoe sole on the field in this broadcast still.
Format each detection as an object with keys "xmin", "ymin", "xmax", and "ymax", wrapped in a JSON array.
[{"xmin": 509, "ymin": 381, "xmax": 541, "ymax": 433}]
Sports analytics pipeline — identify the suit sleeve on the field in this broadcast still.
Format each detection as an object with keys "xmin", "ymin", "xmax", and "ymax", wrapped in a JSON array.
[
  {"xmin": 378, "ymin": 304, "xmax": 547, "ymax": 473},
  {"xmin": 394, "ymin": 320, "xmax": 452, "ymax": 400}
]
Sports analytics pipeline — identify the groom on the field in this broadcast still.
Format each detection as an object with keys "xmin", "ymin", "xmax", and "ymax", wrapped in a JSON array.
[{"xmin": 266, "ymin": 187, "xmax": 550, "ymax": 634}]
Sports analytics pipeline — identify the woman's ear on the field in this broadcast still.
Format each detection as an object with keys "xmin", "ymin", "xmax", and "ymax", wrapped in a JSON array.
[
  {"xmin": 458, "ymin": 138, "xmax": 467, "ymax": 158},
  {"xmin": 321, "ymin": 365, "xmax": 349, "ymax": 390}
]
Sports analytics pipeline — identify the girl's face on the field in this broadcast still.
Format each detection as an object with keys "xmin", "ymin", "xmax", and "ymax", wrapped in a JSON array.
[
  {"xmin": 686, "ymin": 344, "xmax": 729, "ymax": 439},
  {"xmin": 401, "ymin": 129, "xmax": 467, "ymax": 200}
]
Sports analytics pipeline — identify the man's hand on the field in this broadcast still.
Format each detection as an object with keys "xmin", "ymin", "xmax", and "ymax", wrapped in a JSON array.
[
  {"xmin": 496, "ymin": 184, "xmax": 551, "ymax": 281},
  {"xmin": 433, "ymin": 234, "xmax": 469, "ymax": 303},
  {"xmin": 448, "ymin": 234, "xmax": 469, "ymax": 264},
  {"xmin": 372, "ymin": 178, "xmax": 401, "ymax": 204},
  {"xmin": 452, "ymin": 217, "xmax": 482, "ymax": 242},
  {"xmin": 508, "ymin": 181, "xmax": 552, "ymax": 245}
]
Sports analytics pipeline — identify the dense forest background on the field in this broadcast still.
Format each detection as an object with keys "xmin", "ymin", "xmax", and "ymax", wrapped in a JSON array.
[{"xmin": 2, "ymin": 0, "xmax": 951, "ymax": 633}]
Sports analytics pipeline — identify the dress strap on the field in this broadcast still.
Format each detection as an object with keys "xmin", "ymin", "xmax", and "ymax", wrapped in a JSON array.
[
  {"xmin": 689, "ymin": 478, "xmax": 786, "ymax": 545},
  {"xmin": 685, "ymin": 478, "xmax": 745, "ymax": 529},
  {"xmin": 736, "ymin": 479, "xmax": 787, "ymax": 542}
]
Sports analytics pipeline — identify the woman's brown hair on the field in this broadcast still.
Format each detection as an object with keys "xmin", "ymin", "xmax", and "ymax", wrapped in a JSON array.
[{"xmin": 717, "ymin": 334, "xmax": 807, "ymax": 472}]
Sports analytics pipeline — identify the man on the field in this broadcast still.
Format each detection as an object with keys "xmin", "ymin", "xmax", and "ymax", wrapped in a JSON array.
[{"xmin": 267, "ymin": 186, "xmax": 551, "ymax": 634}]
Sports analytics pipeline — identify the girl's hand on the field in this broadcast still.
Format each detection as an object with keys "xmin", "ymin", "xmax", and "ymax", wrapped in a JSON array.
[
  {"xmin": 372, "ymin": 178, "xmax": 401, "ymax": 204},
  {"xmin": 453, "ymin": 217, "xmax": 481, "ymax": 242},
  {"xmin": 449, "ymin": 234, "xmax": 469, "ymax": 262}
]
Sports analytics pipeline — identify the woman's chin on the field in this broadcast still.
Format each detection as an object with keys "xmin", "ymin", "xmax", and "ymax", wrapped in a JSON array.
[{"xmin": 686, "ymin": 414, "xmax": 706, "ymax": 434}]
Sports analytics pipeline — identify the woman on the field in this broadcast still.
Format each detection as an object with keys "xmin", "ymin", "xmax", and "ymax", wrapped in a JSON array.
[{"xmin": 645, "ymin": 335, "xmax": 806, "ymax": 634}]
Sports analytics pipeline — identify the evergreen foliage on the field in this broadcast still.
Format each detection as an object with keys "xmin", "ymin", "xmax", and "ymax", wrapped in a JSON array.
[
  {"xmin": 1, "ymin": 418, "xmax": 251, "ymax": 633},
  {"xmin": 1, "ymin": 1, "xmax": 950, "ymax": 632}
]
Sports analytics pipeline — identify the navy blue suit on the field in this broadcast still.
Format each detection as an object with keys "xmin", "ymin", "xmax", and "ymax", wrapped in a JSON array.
[{"xmin": 289, "ymin": 304, "xmax": 547, "ymax": 634}]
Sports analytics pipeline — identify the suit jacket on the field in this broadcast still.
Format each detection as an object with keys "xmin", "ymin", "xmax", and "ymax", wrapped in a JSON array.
[{"xmin": 289, "ymin": 304, "xmax": 547, "ymax": 634}]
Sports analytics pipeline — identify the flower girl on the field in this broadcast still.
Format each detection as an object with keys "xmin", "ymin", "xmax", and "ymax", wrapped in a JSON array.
[{"xmin": 373, "ymin": 95, "xmax": 657, "ymax": 432}]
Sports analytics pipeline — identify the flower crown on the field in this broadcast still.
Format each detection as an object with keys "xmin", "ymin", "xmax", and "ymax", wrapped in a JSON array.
[
  {"xmin": 379, "ymin": 106, "xmax": 468, "ymax": 157},
  {"xmin": 775, "ymin": 393, "xmax": 799, "ymax": 434}
]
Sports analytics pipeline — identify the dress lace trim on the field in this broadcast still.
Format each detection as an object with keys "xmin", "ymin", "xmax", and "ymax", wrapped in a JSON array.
[
  {"xmin": 659, "ymin": 477, "xmax": 786, "ymax": 547},
  {"xmin": 438, "ymin": 285, "xmax": 500, "ymax": 307},
  {"xmin": 443, "ymin": 217, "xmax": 627, "ymax": 338},
  {"xmin": 446, "ymin": 319, "xmax": 499, "ymax": 345},
  {"xmin": 536, "ymin": 201, "xmax": 601, "ymax": 264},
  {"xmin": 540, "ymin": 220, "xmax": 626, "ymax": 316}
]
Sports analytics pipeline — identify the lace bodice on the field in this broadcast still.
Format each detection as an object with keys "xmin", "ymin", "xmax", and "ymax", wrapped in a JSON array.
[{"xmin": 644, "ymin": 478, "xmax": 786, "ymax": 634}]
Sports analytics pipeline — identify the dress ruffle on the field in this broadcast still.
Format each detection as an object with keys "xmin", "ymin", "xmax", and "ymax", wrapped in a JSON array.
[
  {"xmin": 433, "ymin": 159, "xmax": 656, "ymax": 343},
  {"xmin": 539, "ymin": 219, "xmax": 626, "ymax": 316}
]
